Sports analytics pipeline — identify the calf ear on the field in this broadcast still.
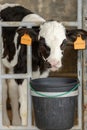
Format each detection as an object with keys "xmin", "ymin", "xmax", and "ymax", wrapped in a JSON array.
[
  {"xmin": 17, "ymin": 27, "xmax": 32, "ymax": 35},
  {"xmin": 66, "ymin": 29, "xmax": 87, "ymax": 42},
  {"xmin": 17, "ymin": 27, "xmax": 38, "ymax": 41},
  {"xmin": 32, "ymin": 26, "xmax": 40, "ymax": 35}
]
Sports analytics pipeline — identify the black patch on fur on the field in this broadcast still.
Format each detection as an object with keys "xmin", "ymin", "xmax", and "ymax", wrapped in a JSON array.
[
  {"xmin": 38, "ymin": 37, "xmax": 50, "ymax": 59},
  {"xmin": 1, "ymin": 5, "xmax": 33, "ymax": 62},
  {"xmin": 14, "ymin": 32, "xmax": 51, "ymax": 84},
  {"xmin": 2, "ymin": 27, "xmax": 16, "ymax": 62},
  {"xmin": 1, "ymin": 6, "xmax": 51, "ymax": 85},
  {"xmin": 66, "ymin": 29, "xmax": 87, "ymax": 42},
  {"xmin": 1, "ymin": 6, "xmax": 33, "ymax": 21},
  {"xmin": 14, "ymin": 44, "xmax": 27, "ymax": 84}
]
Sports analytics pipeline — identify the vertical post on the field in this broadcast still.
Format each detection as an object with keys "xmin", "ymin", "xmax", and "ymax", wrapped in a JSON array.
[
  {"xmin": 0, "ymin": 22, "xmax": 2, "ymax": 127},
  {"xmin": 77, "ymin": 0, "xmax": 82, "ymax": 28},
  {"xmin": 27, "ymin": 45, "xmax": 32, "ymax": 127},
  {"xmin": 82, "ymin": 0, "xmax": 87, "ymax": 129},
  {"xmin": 77, "ymin": 0, "xmax": 82, "ymax": 129},
  {"xmin": 26, "ymin": 22, "xmax": 33, "ymax": 127}
]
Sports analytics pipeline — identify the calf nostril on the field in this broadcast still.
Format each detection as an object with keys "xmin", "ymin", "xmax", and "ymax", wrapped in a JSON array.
[{"xmin": 47, "ymin": 59, "xmax": 61, "ymax": 67}]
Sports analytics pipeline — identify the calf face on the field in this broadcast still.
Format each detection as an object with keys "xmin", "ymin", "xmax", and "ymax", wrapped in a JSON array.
[
  {"xmin": 38, "ymin": 21, "xmax": 66, "ymax": 71},
  {"xmin": 17, "ymin": 21, "xmax": 66, "ymax": 72}
]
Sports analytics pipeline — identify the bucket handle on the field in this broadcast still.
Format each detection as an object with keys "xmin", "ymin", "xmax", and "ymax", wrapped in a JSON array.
[{"xmin": 29, "ymin": 83, "xmax": 79, "ymax": 98}]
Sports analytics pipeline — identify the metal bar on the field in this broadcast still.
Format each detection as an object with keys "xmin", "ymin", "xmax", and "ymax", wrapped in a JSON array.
[
  {"xmin": 0, "ymin": 21, "xmax": 35, "ymax": 129},
  {"xmin": 0, "ymin": 22, "xmax": 2, "ymax": 128},
  {"xmin": 0, "ymin": 126, "xmax": 39, "ymax": 130},
  {"xmin": 77, "ymin": 0, "xmax": 82, "ymax": 29},
  {"xmin": 0, "ymin": 21, "xmax": 78, "ymax": 27},
  {"xmin": 82, "ymin": 1, "xmax": 87, "ymax": 129},
  {"xmin": 0, "ymin": 21, "xmax": 43, "ymax": 27},
  {"xmin": 0, "ymin": 0, "xmax": 83, "ymax": 128},
  {"xmin": 27, "ymin": 45, "xmax": 32, "ymax": 125},
  {"xmin": 77, "ymin": 0, "xmax": 83, "ymax": 129},
  {"xmin": 62, "ymin": 21, "xmax": 78, "ymax": 27},
  {"xmin": 0, "ymin": 74, "xmax": 32, "ymax": 79}
]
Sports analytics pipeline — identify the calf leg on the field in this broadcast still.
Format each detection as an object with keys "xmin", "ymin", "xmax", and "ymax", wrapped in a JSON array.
[
  {"xmin": 19, "ymin": 79, "xmax": 27, "ymax": 126},
  {"xmin": 8, "ymin": 79, "xmax": 21, "ymax": 126},
  {"xmin": 2, "ymin": 79, "xmax": 10, "ymax": 126},
  {"xmin": 2, "ymin": 63, "xmax": 10, "ymax": 126}
]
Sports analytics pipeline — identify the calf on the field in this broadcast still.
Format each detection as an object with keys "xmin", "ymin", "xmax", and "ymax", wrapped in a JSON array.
[
  {"xmin": 1, "ymin": 3, "xmax": 87, "ymax": 126},
  {"xmin": 0, "ymin": 3, "xmax": 66, "ymax": 126}
]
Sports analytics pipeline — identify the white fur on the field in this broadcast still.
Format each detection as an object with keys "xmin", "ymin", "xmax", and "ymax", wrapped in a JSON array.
[
  {"xmin": 8, "ymin": 79, "xmax": 21, "ymax": 125},
  {"xmin": 18, "ymin": 79, "xmax": 27, "ymax": 125},
  {"xmin": 32, "ymin": 68, "xmax": 50, "ymax": 79},
  {"xmin": 2, "ymin": 51, "xmax": 18, "ymax": 68},
  {"xmin": 2, "ymin": 77, "xmax": 10, "ymax": 126},
  {"xmin": 39, "ymin": 21, "xmax": 66, "ymax": 71},
  {"xmin": 22, "ymin": 14, "xmax": 45, "ymax": 24}
]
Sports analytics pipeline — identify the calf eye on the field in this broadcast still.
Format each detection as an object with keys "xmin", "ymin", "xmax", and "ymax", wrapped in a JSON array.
[{"xmin": 60, "ymin": 39, "xmax": 67, "ymax": 50}]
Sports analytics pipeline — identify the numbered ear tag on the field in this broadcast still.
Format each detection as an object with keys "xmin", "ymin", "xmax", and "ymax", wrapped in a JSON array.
[
  {"xmin": 21, "ymin": 34, "xmax": 32, "ymax": 45},
  {"xmin": 74, "ymin": 35, "xmax": 86, "ymax": 50}
]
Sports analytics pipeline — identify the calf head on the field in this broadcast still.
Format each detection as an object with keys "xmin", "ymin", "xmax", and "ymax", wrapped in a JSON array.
[
  {"xmin": 38, "ymin": 21, "xmax": 66, "ymax": 71},
  {"xmin": 17, "ymin": 21, "xmax": 67, "ymax": 72}
]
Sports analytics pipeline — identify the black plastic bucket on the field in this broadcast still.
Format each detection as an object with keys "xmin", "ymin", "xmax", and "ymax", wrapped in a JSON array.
[{"xmin": 30, "ymin": 77, "xmax": 79, "ymax": 130}]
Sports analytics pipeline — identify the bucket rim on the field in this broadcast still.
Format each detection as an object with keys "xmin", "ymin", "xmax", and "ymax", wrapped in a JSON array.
[{"xmin": 30, "ymin": 77, "xmax": 79, "ymax": 87}]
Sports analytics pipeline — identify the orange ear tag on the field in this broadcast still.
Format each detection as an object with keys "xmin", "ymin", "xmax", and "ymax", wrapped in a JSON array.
[
  {"xmin": 21, "ymin": 34, "xmax": 32, "ymax": 45},
  {"xmin": 74, "ymin": 35, "xmax": 86, "ymax": 50}
]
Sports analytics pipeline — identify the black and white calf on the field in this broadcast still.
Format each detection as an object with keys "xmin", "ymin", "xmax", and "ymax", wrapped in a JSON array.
[
  {"xmin": 0, "ymin": 3, "xmax": 66, "ymax": 126},
  {"xmin": 0, "ymin": 3, "xmax": 87, "ymax": 126}
]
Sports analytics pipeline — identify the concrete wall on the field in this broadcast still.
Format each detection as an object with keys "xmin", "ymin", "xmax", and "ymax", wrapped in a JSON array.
[{"xmin": 0, "ymin": 0, "xmax": 77, "ymax": 77}]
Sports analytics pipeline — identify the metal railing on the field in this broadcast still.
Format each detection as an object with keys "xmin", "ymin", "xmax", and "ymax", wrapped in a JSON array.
[
  {"xmin": 0, "ymin": 21, "xmax": 38, "ymax": 130},
  {"xmin": 0, "ymin": 0, "xmax": 83, "ymax": 129}
]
